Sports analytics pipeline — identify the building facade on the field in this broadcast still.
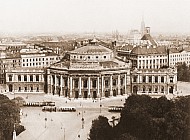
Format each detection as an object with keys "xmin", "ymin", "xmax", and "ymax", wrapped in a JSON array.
[
  {"xmin": 6, "ymin": 68, "xmax": 45, "ymax": 94},
  {"xmin": 47, "ymin": 42, "xmax": 131, "ymax": 98},
  {"xmin": 131, "ymin": 68, "xmax": 177, "ymax": 95}
]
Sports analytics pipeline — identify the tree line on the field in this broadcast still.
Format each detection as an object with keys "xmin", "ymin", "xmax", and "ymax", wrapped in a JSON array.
[
  {"xmin": 0, "ymin": 94, "xmax": 25, "ymax": 140},
  {"xmin": 89, "ymin": 95, "xmax": 190, "ymax": 140},
  {"xmin": 177, "ymin": 62, "xmax": 190, "ymax": 82}
]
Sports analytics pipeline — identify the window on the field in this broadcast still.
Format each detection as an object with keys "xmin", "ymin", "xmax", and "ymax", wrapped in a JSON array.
[
  {"xmin": 143, "ymin": 86, "xmax": 145, "ymax": 92},
  {"xmin": 19, "ymin": 87, "xmax": 21, "ymax": 92},
  {"xmin": 18, "ymin": 75, "xmax": 21, "ymax": 81},
  {"xmin": 104, "ymin": 56, "xmax": 106, "ymax": 59},
  {"xmin": 92, "ymin": 80, "xmax": 96, "ymax": 88},
  {"xmin": 161, "ymin": 86, "xmax": 164, "ymax": 93},
  {"xmin": 149, "ymin": 76, "xmax": 152, "ymax": 83},
  {"xmin": 42, "ymin": 58, "xmax": 44, "ymax": 61},
  {"xmin": 30, "ymin": 75, "xmax": 33, "ymax": 82},
  {"xmin": 105, "ymin": 80, "xmax": 109, "ymax": 87},
  {"xmin": 31, "ymin": 87, "xmax": 33, "ymax": 91},
  {"xmin": 113, "ymin": 79, "xmax": 116, "ymax": 86},
  {"xmin": 24, "ymin": 75, "xmax": 27, "ymax": 81},
  {"xmin": 143, "ymin": 76, "xmax": 146, "ymax": 83},
  {"xmin": 23, "ymin": 59, "xmax": 25, "ymax": 62},
  {"xmin": 96, "ymin": 56, "xmax": 98, "ymax": 59},
  {"xmin": 80, "ymin": 56, "xmax": 82, "ymax": 59},
  {"xmin": 88, "ymin": 56, "xmax": 90, "ymax": 59},
  {"xmin": 37, "ymin": 87, "xmax": 39, "ymax": 92},
  {"xmin": 133, "ymin": 76, "xmax": 138, "ymax": 82},
  {"xmin": 170, "ymin": 77, "xmax": 173, "ymax": 83},
  {"xmin": 9, "ymin": 75, "xmax": 13, "ymax": 81},
  {"xmin": 74, "ymin": 80, "xmax": 78, "ymax": 88},
  {"xmin": 83, "ymin": 80, "xmax": 87, "ymax": 88},
  {"xmin": 39, "ymin": 58, "xmax": 41, "ymax": 61},
  {"xmin": 161, "ymin": 77, "xmax": 164, "ymax": 83},
  {"xmin": 24, "ymin": 87, "xmax": 27, "ymax": 91},
  {"xmin": 155, "ymin": 76, "xmax": 158, "ymax": 83},
  {"xmin": 120, "ymin": 78, "xmax": 123, "ymax": 85},
  {"xmin": 26, "ymin": 59, "xmax": 28, "ymax": 62},
  {"xmin": 36, "ymin": 75, "xmax": 39, "ymax": 81}
]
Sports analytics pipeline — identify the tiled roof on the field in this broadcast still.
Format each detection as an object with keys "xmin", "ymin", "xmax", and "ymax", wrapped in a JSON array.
[
  {"xmin": 141, "ymin": 34, "xmax": 157, "ymax": 46},
  {"xmin": 183, "ymin": 47, "xmax": 190, "ymax": 52},
  {"xmin": 169, "ymin": 48, "xmax": 180, "ymax": 53},
  {"xmin": 71, "ymin": 45, "xmax": 112, "ymax": 54},
  {"xmin": 117, "ymin": 44, "xmax": 133, "ymax": 51},
  {"xmin": 131, "ymin": 46, "xmax": 167, "ymax": 55}
]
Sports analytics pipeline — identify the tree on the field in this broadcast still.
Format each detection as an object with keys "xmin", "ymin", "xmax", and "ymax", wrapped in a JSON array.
[
  {"xmin": 0, "ymin": 94, "xmax": 24, "ymax": 140},
  {"xmin": 89, "ymin": 116, "xmax": 113, "ymax": 140},
  {"xmin": 165, "ymin": 108, "xmax": 189, "ymax": 140}
]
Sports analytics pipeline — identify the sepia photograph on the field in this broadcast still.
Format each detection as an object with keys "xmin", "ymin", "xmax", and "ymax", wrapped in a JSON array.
[{"xmin": 0, "ymin": 0, "xmax": 189, "ymax": 140}]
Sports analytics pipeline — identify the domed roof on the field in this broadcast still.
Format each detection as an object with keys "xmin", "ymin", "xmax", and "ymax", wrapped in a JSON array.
[{"xmin": 71, "ymin": 45, "xmax": 112, "ymax": 54}]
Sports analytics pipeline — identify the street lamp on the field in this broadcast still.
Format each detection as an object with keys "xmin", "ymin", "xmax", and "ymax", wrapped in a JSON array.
[
  {"xmin": 81, "ymin": 105, "xmax": 84, "ymax": 129},
  {"xmin": 99, "ymin": 97, "xmax": 102, "ymax": 113}
]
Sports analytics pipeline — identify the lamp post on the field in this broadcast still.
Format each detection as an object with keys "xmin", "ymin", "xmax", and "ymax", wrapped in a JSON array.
[
  {"xmin": 99, "ymin": 97, "xmax": 102, "ymax": 113},
  {"xmin": 81, "ymin": 105, "xmax": 84, "ymax": 129}
]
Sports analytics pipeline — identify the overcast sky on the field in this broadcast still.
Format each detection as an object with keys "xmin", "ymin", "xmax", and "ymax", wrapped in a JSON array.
[{"xmin": 0, "ymin": 0, "xmax": 190, "ymax": 35}]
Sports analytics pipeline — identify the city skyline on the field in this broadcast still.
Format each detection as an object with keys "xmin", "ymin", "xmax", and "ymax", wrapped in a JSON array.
[{"xmin": 0, "ymin": 0, "xmax": 190, "ymax": 35}]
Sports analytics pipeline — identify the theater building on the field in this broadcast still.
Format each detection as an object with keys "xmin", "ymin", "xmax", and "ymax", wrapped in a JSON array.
[{"xmin": 47, "ymin": 41, "xmax": 131, "ymax": 98}]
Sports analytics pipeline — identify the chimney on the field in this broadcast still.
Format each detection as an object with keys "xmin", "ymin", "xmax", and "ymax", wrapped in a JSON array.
[{"xmin": 145, "ymin": 27, "xmax": 150, "ymax": 34}]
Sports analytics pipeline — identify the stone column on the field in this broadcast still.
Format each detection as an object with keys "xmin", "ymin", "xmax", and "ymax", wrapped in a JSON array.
[
  {"xmin": 101, "ymin": 76, "xmax": 104, "ymax": 97},
  {"xmin": 60, "ymin": 75, "xmax": 63, "ymax": 96},
  {"xmin": 54, "ymin": 75, "xmax": 57, "ymax": 95},
  {"xmin": 79, "ymin": 77, "xmax": 82, "ymax": 96},
  {"xmin": 124, "ymin": 74, "xmax": 127, "ymax": 94},
  {"xmin": 97, "ymin": 77, "xmax": 100, "ymax": 97},
  {"xmin": 88, "ymin": 77, "xmax": 91, "ymax": 97},
  {"xmin": 110, "ymin": 75, "xmax": 113, "ymax": 96},
  {"xmin": 70, "ymin": 77, "xmax": 72, "ymax": 97},
  {"xmin": 118, "ymin": 75, "xmax": 121, "ymax": 95}
]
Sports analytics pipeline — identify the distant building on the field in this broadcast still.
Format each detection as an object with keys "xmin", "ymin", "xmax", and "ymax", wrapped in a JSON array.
[
  {"xmin": 0, "ymin": 42, "xmax": 27, "ymax": 54},
  {"xmin": 117, "ymin": 45, "xmax": 168, "ymax": 69},
  {"xmin": 169, "ymin": 47, "xmax": 190, "ymax": 66}
]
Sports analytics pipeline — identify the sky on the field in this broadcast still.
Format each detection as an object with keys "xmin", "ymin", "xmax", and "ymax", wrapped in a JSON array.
[{"xmin": 0, "ymin": 0, "xmax": 190, "ymax": 35}]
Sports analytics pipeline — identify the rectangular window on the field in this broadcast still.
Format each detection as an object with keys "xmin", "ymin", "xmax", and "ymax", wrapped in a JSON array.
[
  {"xmin": 143, "ymin": 76, "xmax": 146, "ymax": 83},
  {"xmin": 161, "ymin": 77, "xmax": 164, "ymax": 83},
  {"xmin": 30, "ymin": 75, "xmax": 33, "ymax": 82},
  {"xmin": 24, "ymin": 75, "xmax": 27, "ymax": 81},
  {"xmin": 170, "ymin": 77, "xmax": 173, "ymax": 83},
  {"xmin": 36, "ymin": 75, "xmax": 39, "ymax": 82},
  {"xmin": 105, "ymin": 80, "xmax": 109, "ymax": 87},
  {"xmin": 9, "ymin": 75, "xmax": 12, "ymax": 81},
  {"xmin": 155, "ymin": 76, "xmax": 158, "ymax": 83},
  {"xmin": 83, "ymin": 80, "xmax": 87, "ymax": 88},
  {"xmin": 92, "ymin": 80, "xmax": 96, "ymax": 88},
  {"xmin": 149, "ymin": 76, "xmax": 152, "ymax": 83},
  {"xmin": 18, "ymin": 75, "xmax": 21, "ymax": 81}
]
